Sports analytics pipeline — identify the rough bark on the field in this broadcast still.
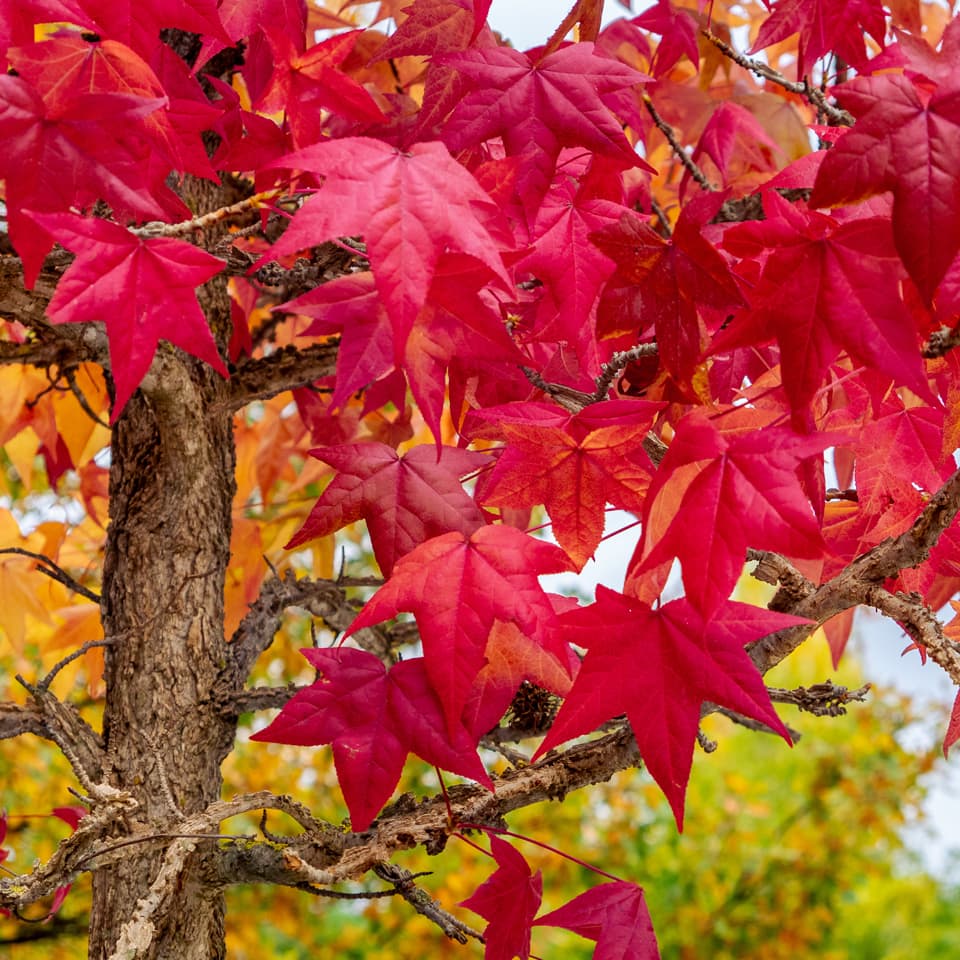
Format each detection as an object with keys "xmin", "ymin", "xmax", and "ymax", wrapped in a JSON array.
[{"xmin": 90, "ymin": 350, "xmax": 238, "ymax": 960}]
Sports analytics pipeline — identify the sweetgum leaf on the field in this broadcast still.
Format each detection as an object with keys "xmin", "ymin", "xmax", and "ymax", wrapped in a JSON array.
[
  {"xmin": 460, "ymin": 836, "xmax": 542, "ymax": 960},
  {"xmin": 286, "ymin": 441, "xmax": 489, "ymax": 576},
  {"xmin": 472, "ymin": 399, "xmax": 662, "ymax": 568},
  {"xmin": 344, "ymin": 526, "xmax": 575, "ymax": 734},
  {"xmin": 534, "ymin": 880, "xmax": 660, "ymax": 960},
  {"xmin": 810, "ymin": 68, "xmax": 960, "ymax": 302},
  {"xmin": 251, "ymin": 648, "xmax": 492, "ymax": 830},
  {"xmin": 268, "ymin": 137, "xmax": 513, "ymax": 336},
  {"xmin": 534, "ymin": 590, "xmax": 806, "ymax": 827},
  {"xmin": 32, "ymin": 212, "xmax": 227, "ymax": 419},
  {"xmin": 634, "ymin": 410, "xmax": 833, "ymax": 615}
]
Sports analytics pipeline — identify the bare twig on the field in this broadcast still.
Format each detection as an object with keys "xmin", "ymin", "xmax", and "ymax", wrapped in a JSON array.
[
  {"xmin": 131, "ymin": 190, "xmax": 281, "ymax": 239},
  {"xmin": 0, "ymin": 548, "xmax": 100, "ymax": 603},
  {"xmin": 642, "ymin": 92, "xmax": 715, "ymax": 191},
  {"xmin": 374, "ymin": 863, "xmax": 484, "ymax": 944},
  {"xmin": 768, "ymin": 681, "xmax": 871, "ymax": 717},
  {"xmin": 703, "ymin": 31, "xmax": 854, "ymax": 126}
]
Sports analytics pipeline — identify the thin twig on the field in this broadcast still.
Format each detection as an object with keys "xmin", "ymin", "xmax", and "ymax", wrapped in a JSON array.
[
  {"xmin": 38, "ymin": 638, "xmax": 115, "ymax": 692},
  {"xmin": 65, "ymin": 367, "xmax": 109, "ymax": 428},
  {"xmin": 649, "ymin": 198, "xmax": 672, "ymax": 237},
  {"xmin": 703, "ymin": 31, "xmax": 854, "ymax": 126},
  {"xmin": 768, "ymin": 681, "xmax": 871, "ymax": 717},
  {"xmin": 0, "ymin": 548, "xmax": 100, "ymax": 603},
  {"xmin": 373, "ymin": 863, "xmax": 484, "ymax": 944},
  {"xmin": 130, "ymin": 189, "xmax": 281, "ymax": 239},
  {"xmin": 642, "ymin": 93, "xmax": 715, "ymax": 191}
]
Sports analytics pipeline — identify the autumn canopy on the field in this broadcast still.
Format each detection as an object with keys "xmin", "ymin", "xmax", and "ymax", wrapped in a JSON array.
[{"xmin": 2, "ymin": 0, "xmax": 960, "ymax": 958}]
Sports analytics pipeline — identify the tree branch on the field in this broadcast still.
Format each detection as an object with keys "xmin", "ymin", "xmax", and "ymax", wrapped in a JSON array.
[
  {"xmin": 221, "ymin": 570, "xmax": 391, "ymax": 697},
  {"xmin": 222, "ymin": 342, "xmax": 339, "ymax": 411},
  {"xmin": 702, "ymin": 31, "xmax": 854, "ymax": 126},
  {"xmin": 747, "ymin": 467, "xmax": 960, "ymax": 679},
  {"xmin": 0, "ymin": 548, "xmax": 100, "ymax": 603},
  {"xmin": 0, "ymin": 701, "xmax": 48, "ymax": 740},
  {"xmin": 641, "ymin": 92, "xmax": 715, "ymax": 191}
]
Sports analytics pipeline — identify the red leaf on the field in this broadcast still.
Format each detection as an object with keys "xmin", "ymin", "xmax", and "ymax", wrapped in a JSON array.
[
  {"xmin": 460, "ymin": 836, "xmax": 542, "ymax": 960},
  {"xmin": 634, "ymin": 410, "xmax": 831, "ymax": 614},
  {"xmin": 810, "ymin": 68, "xmax": 960, "ymax": 302},
  {"xmin": 749, "ymin": 0, "xmax": 886, "ymax": 74},
  {"xmin": 344, "ymin": 526, "xmax": 575, "ymax": 734},
  {"xmin": 714, "ymin": 191, "xmax": 928, "ymax": 413},
  {"xmin": 471, "ymin": 399, "xmax": 662, "ymax": 568},
  {"xmin": 441, "ymin": 43, "xmax": 650, "ymax": 203},
  {"xmin": 269, "ymin": 138, "xmax": 512, "ymax": 336},
  {"xmin": 0, "ymin": 75, "xmax": 175, "ymax": 282},
  {"xmin": 251, "ymin": 648, "xmax": 492, "ymax": 830},
  {"xmin": 376, "ymin": 0, "xmax": 482, "ymax": 59},
  {"xmin": 463, "ymin": 618, "xmax": 579, "ymax": 738},
  {"xmin": 594, "ymin": 201, "xmax": 744, "ymax": 385},
  {"xmin": 51, "ymin": 806, "xmax": 87, "ymax": 831},
  {"xmin": 286, "ymin": 441, "xmax": 489, "ymax": 576},
  {"xmin": 632, "ymin": 0, "xmax": 699, "ymax": 76},
  {"xmin": 534, "ymin": 880, "xmax": 660, "ymax": 960},
  {"xmin": 534, "ymin": 590, "xmax": 804, "ymax": 827},
  {"xmin": 283, "ymin": 256, "xmax": 524, "ymax": 442},
  {"xmin": 944, "ymin": 688, "xmax": 960, "ymax": 758},
  {"xmin": 32, "ymin": 212, "xmax": 227, "ymax": 419},
  {"xmin": 255, "ymin": 30, "xmax": 386, "ymax": 146}
]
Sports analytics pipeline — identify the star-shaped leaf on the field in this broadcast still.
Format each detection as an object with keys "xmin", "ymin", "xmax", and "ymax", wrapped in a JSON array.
[
  {"xmin": 471, "ymin": 399, "xmax": 662, "ymax": 568},
  {"xmin": 634, "ymin": 410, "xmax": 832, "ymax": 614},
  {"xmin": 251, "ymin": 648, "xmax": 492, "ymax": 830},
  {"xmin": 33, "ymin": 212, "xmax": 227, "ymax": 419},
  {"xmin": 286, "ymin": 441, "xmax": 489, "ymax": 575},
  {"xmin": 460, "ymin": 836, "xmax": 542, "ymax": 960},
  {"xmin": 594, "ymin": 200, "xmax": 745, "ymax": 386},
  {"xmin": 269, "ymin": 137, "xmax": 513, "ymax": 335},
  {"xmin": 534, "ymin": 590, "xmax": 805, "ymax": 827},
  {"xmin": 810, "ymin": 66, "xmax": 960, "ymax": 302},
  {"xmin": 713, "ymin": 191, "xmax": 928, "ymax": 412},
  {"xmin": 344, "ymin": 525, "xmax": 575, "ymax": 733},
  {"xmin": 750, "ymin": 0, "xmax": 886, "ymax": 74},
  {"xmin": 534, "ymin": 881, "xmax": 660, "ymax": 960}
]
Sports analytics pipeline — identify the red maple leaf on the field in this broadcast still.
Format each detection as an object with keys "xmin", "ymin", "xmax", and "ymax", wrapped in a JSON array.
[
  {"xmin": 512, "ymin": 153, "xmax": 627, "ymax": 362},
  {"xmin": 460, "ymin": 835, "xmax": 542, "ymax": 960},
  {"xmin": 440, "ymin": 43, "xmax": 650, "ymax": 203},
  {"xmin": 0, "ymin": 75, "xmax": 178, "ymax": 282},
  {"xmin": 32, "ymin": 212, "xmax": 227, "ymax": 419},
  {"xmin": 809, "ymin": 65, "xmax": 960, "ymax": 303},
  {"xmin": 285, "ymin": 441, "xmax": 489, "ymax": 576},
  {"xmin": 255, "ymin": 30, "xmax": 386, "ymax": 147},
  {"xmin": 251, "ymin": 648, "xmax": 492, "ymax": 830},
  {"xmin": 344, "ymin": 526, "xmax": 575, "ymax": 733},
  {"xmin": 268, "ymin": 137, "xmax": 513, "ymax": 335},
  {"xmin": 631, "ymin": 0, "xmax": 699, "ymax": 76},
  {"xmin": 593, "ymin": 198, "xmax": 744, "ymax": 385},
  {"xmin": 633, "ymin": 410, "xmax": 832, "ymax": 614},
  {"xmin": 534, "ymin": 880, "xmax": 660, "ymax": 960},
  {"xmin": 534, "ymin": 590, "xmax": 804, "ymax": 827},
  {"xmin": 713, "ymin": 191, "xmax": 928, "ymax": 413},
  {"xmin": 470, "ymin": 399, "xmax": 662, "ymax": 568},
  {"xmin": 462, "ymin": 618, "xmax": 579, "ymax": 738},
  {"xmin": 376, "ymin": 0, "xmax": 486, "ymax": 59},
  {"xmin": 750, "ymin": 0, "xmax": 887, "ymax": 74},
  {"xmin": 282, "ymin": 256, "xmax": 525, "ymax": 442}
]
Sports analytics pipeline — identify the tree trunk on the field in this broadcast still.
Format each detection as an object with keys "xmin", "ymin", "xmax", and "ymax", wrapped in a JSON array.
[{"xmin": 90, "ymin": 349, "xmax": 236, "ymax": 959}]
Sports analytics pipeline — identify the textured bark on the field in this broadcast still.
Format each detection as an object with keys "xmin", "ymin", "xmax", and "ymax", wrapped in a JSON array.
[{"xmin": 90, "ymin": 350, "xmax": 237, "ymax": 960}]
